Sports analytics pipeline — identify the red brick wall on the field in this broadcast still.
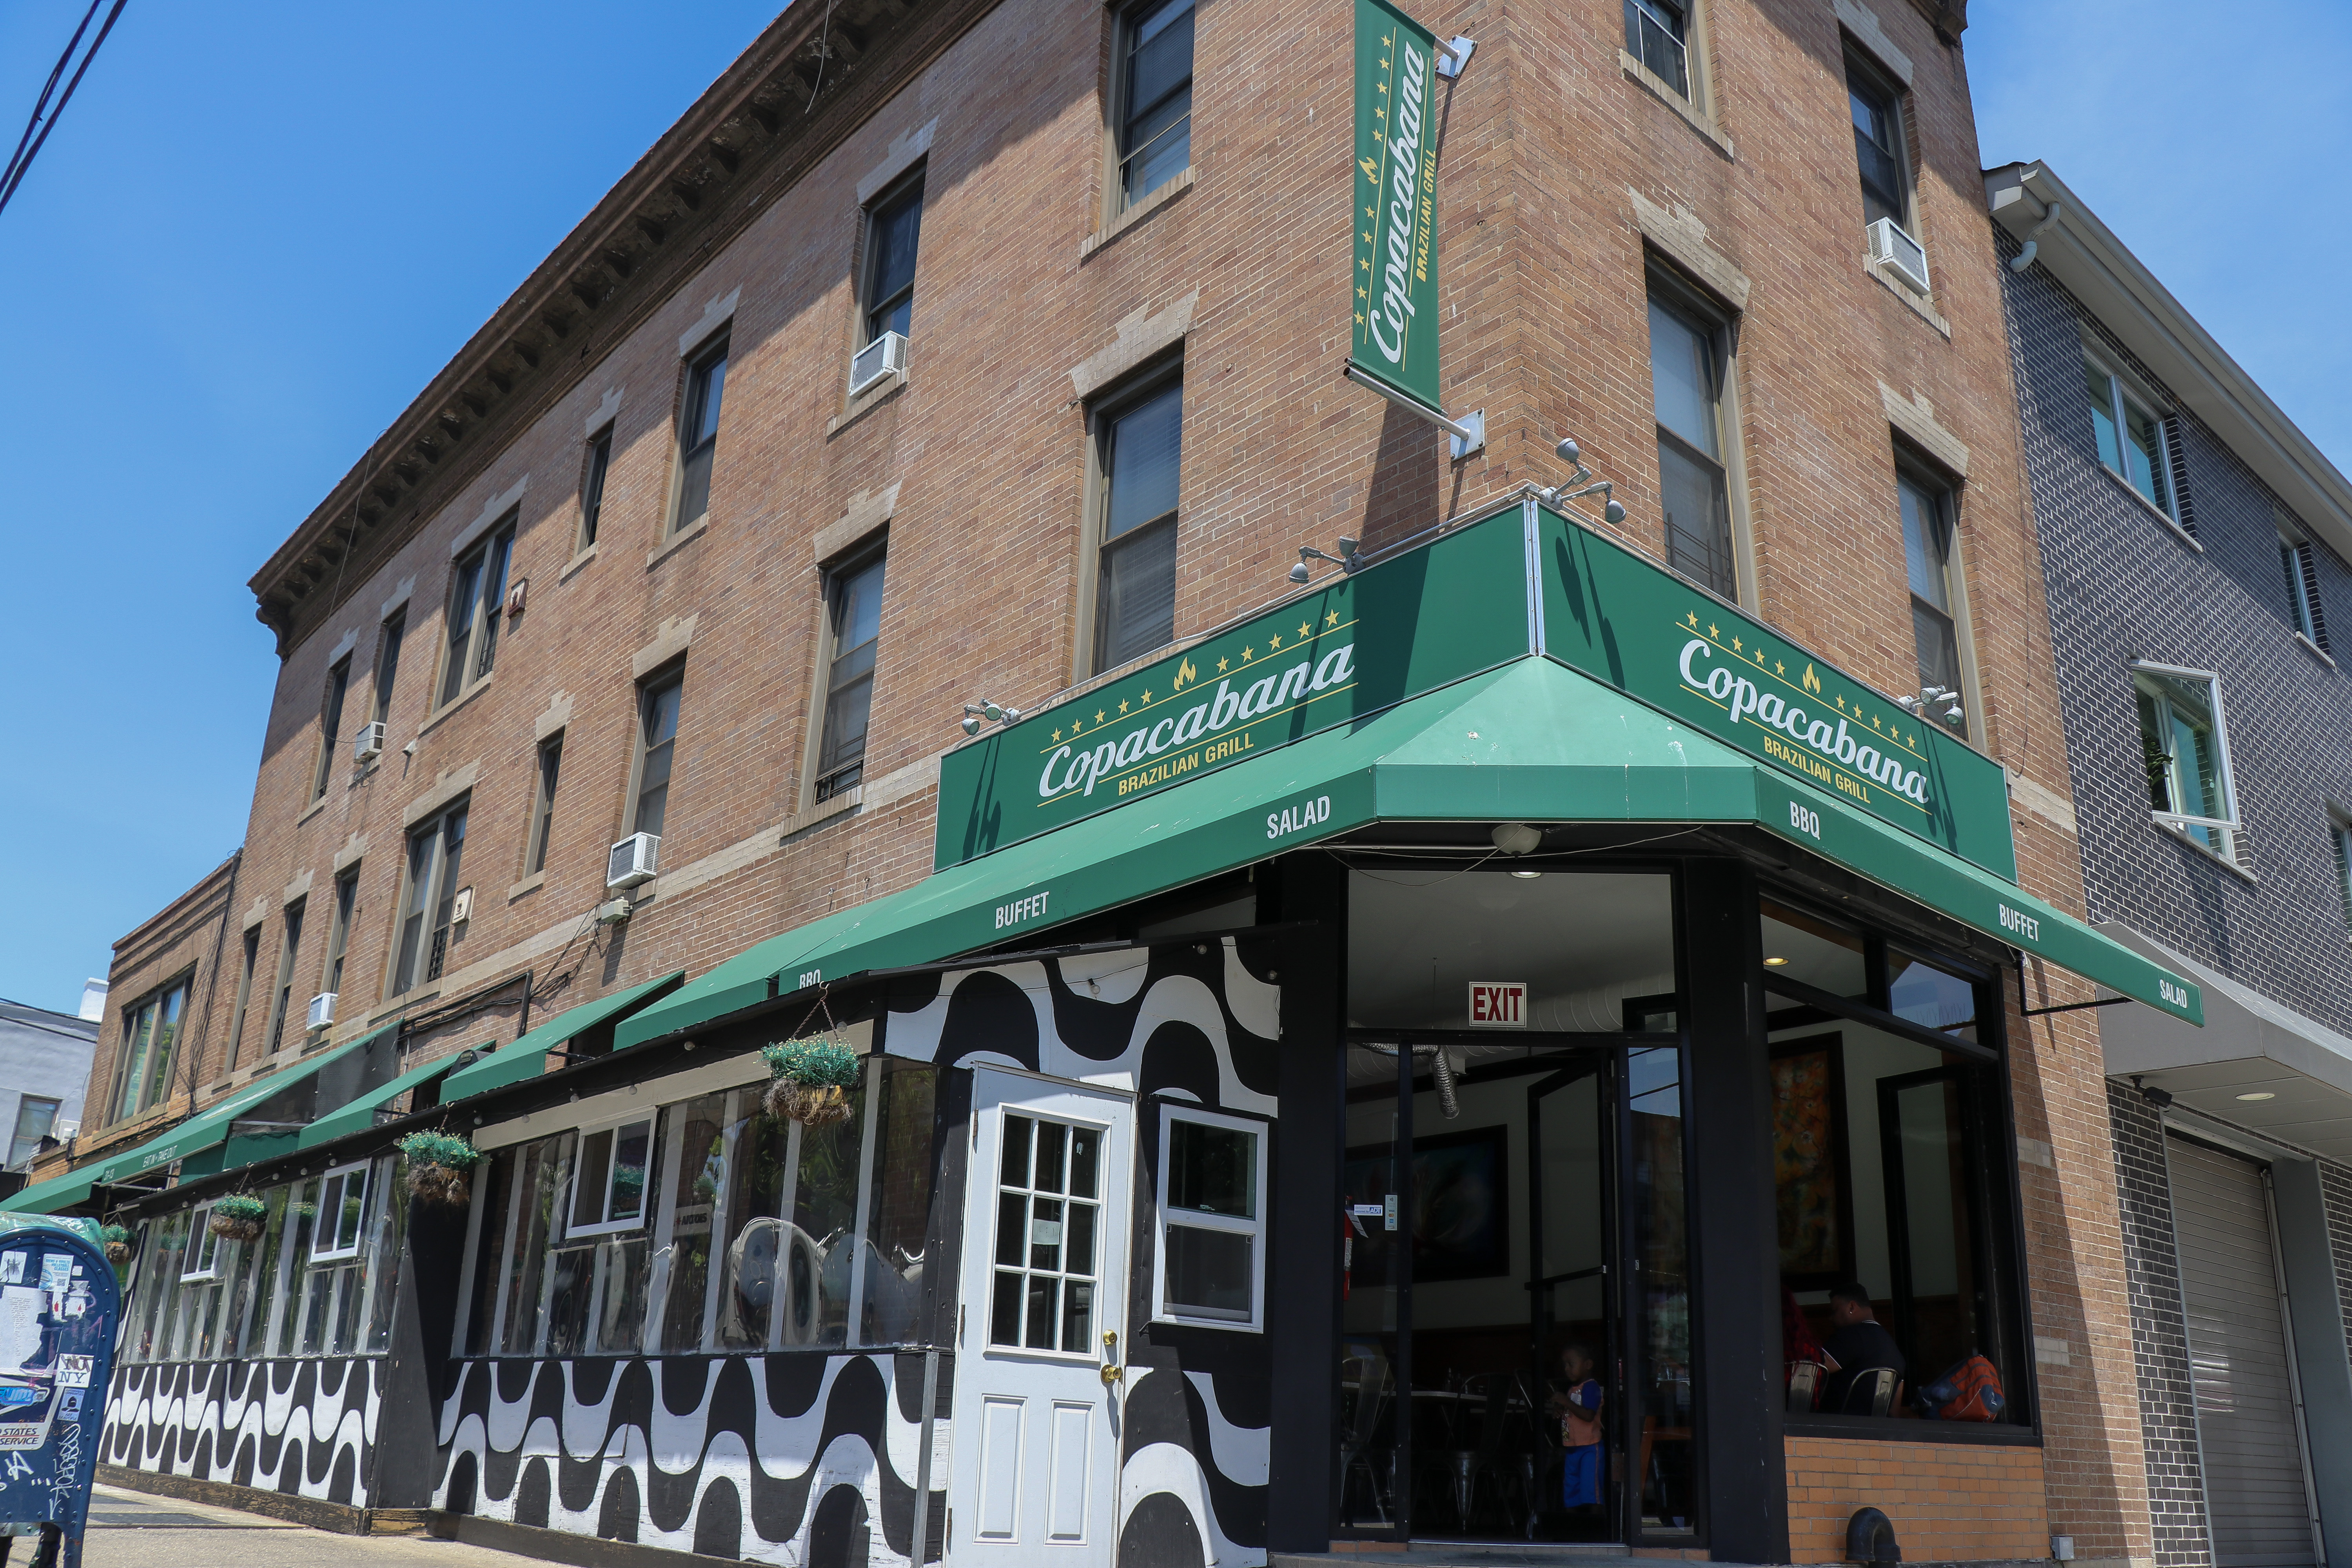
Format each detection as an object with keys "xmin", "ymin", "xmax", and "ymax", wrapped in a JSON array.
[{"xmin": 1787, "ymin": 1436, "xmax": 2049, "ymax": 1563}]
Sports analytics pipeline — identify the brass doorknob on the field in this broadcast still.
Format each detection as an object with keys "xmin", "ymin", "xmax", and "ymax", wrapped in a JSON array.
[{"xmin": 1100, "ymin": 1362, "xmax": 1123, "ymax": 1387}]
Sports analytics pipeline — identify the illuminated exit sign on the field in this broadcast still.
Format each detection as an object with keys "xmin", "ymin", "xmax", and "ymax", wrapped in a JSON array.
[{"xmin": 1467, "ymin": 981, "xmax": 1526, "ymax": 1028}]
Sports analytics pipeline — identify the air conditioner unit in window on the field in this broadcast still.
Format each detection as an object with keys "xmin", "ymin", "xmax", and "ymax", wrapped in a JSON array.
[
  {"xmin": 307, "ymin": 992, "xmax": 337, "ymax": 1029},
  {"xmin": 849, "ymin": 330, "xmax": 908, "ymax": 398},
  {"xmin": 352, "ymin": 721, "xmax": 386, "ymax": 762},
  {"xmin": 1866, "ymin": 217, "xmax": 1931, "ymax": 295},
  {"xmin": 607, "ymin": 832, "xmax": 661, "ymax": 890}
]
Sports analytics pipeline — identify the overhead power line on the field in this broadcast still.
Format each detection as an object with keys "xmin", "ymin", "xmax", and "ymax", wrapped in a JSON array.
[{"xmin": 0, "ymin": 0, "xmax": 129, "ymax": 220}]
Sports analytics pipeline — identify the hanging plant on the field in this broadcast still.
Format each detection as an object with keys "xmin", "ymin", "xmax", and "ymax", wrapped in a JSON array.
[
  {"xmin": 397, "ymin": 1130, "xmax": 482, "ymax": 1207},
  {"xmin": 99, "ymin": 1224, "xmax": 133, "ymax": 1265},
  {"xmin": 760, "ymin": 1036, "xmax": 862, "ymax": 1126},
  {"xmin": 209, "ymin": 1194, "xmax": 268, "ymax": 1243}
]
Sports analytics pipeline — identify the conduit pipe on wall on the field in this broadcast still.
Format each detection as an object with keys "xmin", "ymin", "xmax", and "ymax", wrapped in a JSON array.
[{"xmin": 2009, "ymin": 200, "xmax": 2063, "ymax": 272}]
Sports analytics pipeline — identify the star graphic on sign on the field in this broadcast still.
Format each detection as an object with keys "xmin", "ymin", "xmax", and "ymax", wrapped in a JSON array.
[
  {"xmin": 1269, "ymin": 633, "xmax": 1283, "ymax": 650},
  {"xmin": 1357, "ymin": 285, "xmax": 1367, "ymax": 299},
  {"xmin": 1140, "ymin": 689, "xmax": 1153, "ymax": 703},
  {"xmin": 1835, "ymin": 696, "xmax": 1847, "ymax": 711},
  {"xmin": 1119, "ymin": 699, "xmax": 1131, "ymax": 715},
  {"xmin": 1360, "ymin": 258, "xmax": 1372, "ymax": 271},
  {"xmin": 1326, "ymin": 611, "xmax": 1341, "ymax": 627},
  {"xmin": 1366, "ymin": 205, "xmax": 1376, "ymax": 219},
  {"xmin": 1708, "ymin": 623, "xmax": 1719, "ymax": 639},
  {"xmin": 1053, "ymin": 729, "xmax": 1063, "ymax": 742},
  {"xmin": 1071, "ymin": 719, "xmax": 1082, "ymax": 734},
  {"xmin": 1299, "ymin": 622, "xmax": 1312, "ymax": 639},
  {"xmin": 1217, "ymin": 657, "xmax": 1230, "ymax": 673},
  {"xmin": 1731, "ymin": 637, "xmax": 1742, "ymax": 652},
  {"xmin": 1378, "ymin": 79, "xmax": 1389, "ymax": 93},
  {"xmin": 1241, "ymin": 646, "xmax": 1255, "ymax": 661},
  {"xmin": 1095, "ymin": 710, "xmax": 1107, "ymax": 724},
  {"xmin": 1356, "ymin": 314, "xmax": 1365, "ymax": 325},
  {"xmin": 1775, "ymin": 661, "xmax": 1786, "ymax": 676},
  {"xmin": 1362, "ymin": 231, "xmax": 1374, "ymax": 244}
]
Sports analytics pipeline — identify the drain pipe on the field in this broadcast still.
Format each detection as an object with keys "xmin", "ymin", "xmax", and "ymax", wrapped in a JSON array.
[
  {"xmin": 1846, "ymin": 1505, "xmax": 1901, "ymax": 1564},
  {"xmin": 2009, "ymin": 200, "xmax": 2063, "ymax": 272}
]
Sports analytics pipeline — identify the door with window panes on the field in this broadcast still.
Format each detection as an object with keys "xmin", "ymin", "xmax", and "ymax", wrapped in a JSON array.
[{"xmin": 951, "ymin": 1071, "xmax": 1134, "ymax": 1566}]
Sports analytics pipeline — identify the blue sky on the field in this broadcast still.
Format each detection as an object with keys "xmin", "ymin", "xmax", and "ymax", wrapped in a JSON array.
[{"xmin": 0, "ymin": 2, "xmax": 2345, "ymax": 1015}]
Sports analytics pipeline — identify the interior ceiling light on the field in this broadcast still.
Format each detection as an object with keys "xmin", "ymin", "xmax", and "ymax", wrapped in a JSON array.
[
  {"xmin": 1510, "ymin": 869, "xmax": 1542, "ymax": 879},
  {"xmin": 1763, "ymin": 955, "xmax": 1790, "ymax": 967},
  {"xmin": 2236, "ymin": 1091, "xmax": 2277, "ymax": 1102}
]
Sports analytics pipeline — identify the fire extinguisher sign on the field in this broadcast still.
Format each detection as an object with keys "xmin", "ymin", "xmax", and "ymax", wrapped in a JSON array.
[{"xmin": 1466, "ymin": 981, "xmax": 1526, "ymax": 1028}]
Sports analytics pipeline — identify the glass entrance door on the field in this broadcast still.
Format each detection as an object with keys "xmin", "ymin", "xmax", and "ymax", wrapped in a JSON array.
[{"xmin": 1530, "ymin": 1058, "xmax": 1615, "ymax": 1542}]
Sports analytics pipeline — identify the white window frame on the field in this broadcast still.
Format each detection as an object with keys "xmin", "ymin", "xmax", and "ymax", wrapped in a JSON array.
[
  {"xmin": 2085, "ymin": 352, "xmax": 2180, "ymax": 523},
  {"xmin": 2279, "ymin": 521, "xmax": 2324, "ymax": 647},
  {"xmin": 2131, "ymin": 661, "xmax": 2241, "ymax": 855},
  {"xmin": 180, "ymin": 1208, "xmax": 223, "ymax": 1283},
  {"xmin": 1151, "ymin": 1101, "xmax": 1268, "ymax": 1333},
  {"xmin": 2330, "ymin": 813, "xmax": 2352, "ymax": 935},
  {"xmin": 311, "ymin": 1159, "xmax": 372, "ymax": 1261},
  {"xmin": 562, "ymin": 1112, "xmax": 659, "ymax": 1240}
]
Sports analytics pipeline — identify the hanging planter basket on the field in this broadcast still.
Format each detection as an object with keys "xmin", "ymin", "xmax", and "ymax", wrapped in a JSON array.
[
  {"xmin": 760, "ymin": 1037, "xmax": 862, "ymax": 1127},
  {"xmin": 99, "ymin": 1224, "xmax": 133, "ymax": 1265},
  {"xmin": 396, "ymin": 1130, "xmax": 483, "ymax": 1207},
  {"xmin": 209, "ymin": 1194, "xmax": 268, "ymax": 1243}
]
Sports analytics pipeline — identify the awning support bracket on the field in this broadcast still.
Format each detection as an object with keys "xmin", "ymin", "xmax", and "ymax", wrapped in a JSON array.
[{"xmin": 2015, "ymin": 956, "xmax": 2129, "ymax": 1018}]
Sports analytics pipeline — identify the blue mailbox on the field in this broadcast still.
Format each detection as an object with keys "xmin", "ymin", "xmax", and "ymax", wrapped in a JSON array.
[{"xmin": 0, "ymin": 1216, "xmax": 119, "ymax": 1568}]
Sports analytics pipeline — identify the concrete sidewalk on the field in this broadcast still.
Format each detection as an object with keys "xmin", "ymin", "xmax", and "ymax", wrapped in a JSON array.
[{"xmin": 77, "ymin": 1485, "xmax": 523, "ymax": 1568}]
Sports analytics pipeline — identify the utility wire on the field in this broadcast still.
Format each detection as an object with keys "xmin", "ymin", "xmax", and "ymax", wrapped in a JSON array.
[{"xmin": 0, "ymin": 0, "xmax": 129, "ymax": 220}]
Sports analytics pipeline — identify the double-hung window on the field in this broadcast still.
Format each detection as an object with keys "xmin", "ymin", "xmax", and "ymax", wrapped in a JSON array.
[
  {"xmin": 392, "ymin": 804, "xmax": 467, "ymax": 995},
  {"xmin": 632, "ymin": 672, "xmax": 684, "ymax": 841},
  {"xmin": 321, "ymin": 867, "xmax": 358, "ymax": 1004},
  {"xmin": 439, "ymin": 521, "xmax": 515, "ymax": 707},
  {"xmin": 227, "ymin": 927, "xmax": 261, "ymax": 1071},
  {"xmin": 1897, "ymin": 468, "xmax": 1968, "ymax": 735},
  {"xmin": 2133, "ymin": 664, "xmax": 2239, "ymax": 862},
  {"xmin": 815, "ymin": 552, "xmax": 886, "ymax": 802},
  {"xmin": 526, "ymin": 734, "xmax": 562, "ymax": 876},
  {"xmin": 580, "ymin": 427, "xmax": 613, "ymax": 549},
  {"xmin": 8, "ymin": 1097, "xmax": 60, "ymax": 1167},
  {"xmin": 264, "ymin": 899, "xmax": 305, "ymax": 1055},
  {"xmin": 861, "ymin": 179, "xmax": 923, "ymax": 345},
  {"xmin": 111, "ymin": 976, "xmax": 191, "ymax": 1122},
  {"xmin": 1624, "ymin": 0, "xmax": 1693, "ymax": 100},
  {"xmin": 1648, "ymin": 284, "xmax": 1737, "ymax": 600},
  {"xmin": 2280, "ymin": 524, "xmax": 2327, "ymax": 649},
  {"xmin": 372, "ymin": 610, "xmax": 406, "ymax": 729},
  {"xmin": 312, "ymin": 657, "xmax": 350, "ymax": 802},
  {"xmin": 2332, "ymin": 816, "xmax": 2352, "ymax": 931},
  {"xmin": 1846, "ymin": 55, "xmax": 1910, "ymax": 234},
  {"xmin": 1116, "ymin": 0, "xmax": 1194, "ymax": 209},
  {"xmin": 1093, "ymin": 373, "xmax": 1184, "ymax": 671},
  {"xmin": 674, "ymin": 339, "xmax": 728, "ymax": 536},
  {"xmin": 1154, "ymin": 1105, "xmax": 1266, "ymax": 1330},
  {"xmin": 313, "ymin": 1162, "xmax": 371, "ymax": 1262},
  {"xmin": 2084, "ymin": 356, "xmax": 2178, "ymax": 521}
]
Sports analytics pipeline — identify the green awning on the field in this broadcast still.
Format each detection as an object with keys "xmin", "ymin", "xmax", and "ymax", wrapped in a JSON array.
[
  {"xmin": 0, "ymin": 1027, "xmax": 393, "ymax": 1214},
  {"xmin": 617, "ymin": 656, "xmax": 2202, "ymax": 1051},
  {"xmin": 286, "ymin": 1044, "xmax": 482, "ymax": 1153},
  {"xmin": 437, "ymin": 971, "xmax": 686, "ymax": 1102}
]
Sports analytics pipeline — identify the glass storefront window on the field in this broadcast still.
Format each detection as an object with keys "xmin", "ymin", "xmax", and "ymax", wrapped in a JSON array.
[
  {"xmin": 857, "ymin": 1060, "xmax": 939, "ymax": 1346},
  {"xmin": 1627, "ymin": 1047, "xmax": 1693, "ymax": 1531},
  {"xmin": 1760, "ymin": 901, "xmax": 1868, "ymax": 1001},
  {"xmin": 1887, "ymin": 949, "xmax": 1977, "ymax": 1038}
]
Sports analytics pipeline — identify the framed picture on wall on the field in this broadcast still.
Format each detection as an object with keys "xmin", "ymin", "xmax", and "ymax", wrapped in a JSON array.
[
  {"xmin": 1769, "ymin": 1033, "xmax": 1854, "ymax": 1290},
  {"xmin": 1344, "ymin": 1124, "xmax": 1511, "ymax": 1283}
]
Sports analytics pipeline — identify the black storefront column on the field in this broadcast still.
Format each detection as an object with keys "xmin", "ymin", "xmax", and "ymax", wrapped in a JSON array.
[
  {"xmin": 1679, "ymin": 859, "xmax": 1788, "ymax": 1562},
  {"xmin": 368, "ymin": 1193, "xmax": 473, "ymax": 1507},
  {"xmin": 1263, "ymin": 853, "xmax": 1344, "ymax": 1552}
]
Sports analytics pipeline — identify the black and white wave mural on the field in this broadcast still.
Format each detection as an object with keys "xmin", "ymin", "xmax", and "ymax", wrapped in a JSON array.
[
  {"xmin": 103, "ymin": 1357, "xmax": 381, "ymax": 1503},
  {"xmin": 884, "ymin": 937, "xmax": 1279, "ymax": 1568},
  {"xmin": 434, "ymin": 1351, "xmax": 944, "ymax": 1565}
]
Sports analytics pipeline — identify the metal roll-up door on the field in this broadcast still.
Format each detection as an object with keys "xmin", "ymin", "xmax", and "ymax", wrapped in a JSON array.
[{"xmin": 2168, "ymin": 1136, "xmax": 2321, "ymax": 1568}]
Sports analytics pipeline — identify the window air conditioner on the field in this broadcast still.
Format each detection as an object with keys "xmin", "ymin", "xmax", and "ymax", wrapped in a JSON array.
[
  {"xmin": 849, "ymin": 330, "xmax": 908, "ymax": 398},
  {"xmin": 607, "ymin": 832, "xmax": 661, "ymax": 890},
  {"xmin": 307, "ymin": 992, "xmax": 338, "ymax": 1029},
  {"xmin": 352, "ymin": 721, "xmax": 386, "ymax": 762},
  {"xmin": 1866, "ymin": 217, "xmax": 1931, "ymax": 295}
]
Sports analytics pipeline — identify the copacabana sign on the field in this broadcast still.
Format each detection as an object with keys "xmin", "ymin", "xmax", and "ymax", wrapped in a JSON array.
[{"xmin": 1349, "ymin": 0, "xmax": 1443, "ymax": 414}]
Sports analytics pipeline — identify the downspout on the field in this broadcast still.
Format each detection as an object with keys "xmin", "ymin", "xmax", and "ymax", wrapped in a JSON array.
[{"xmin": 2009, "ymin": 200, "xmax": 2063, "ymax": 273}]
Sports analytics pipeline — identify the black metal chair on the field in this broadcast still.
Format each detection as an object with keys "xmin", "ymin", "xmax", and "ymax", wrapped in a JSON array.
[{"xmin": 1839, "ymin": 1366, "xmax": 1898, "ymax": 1417}]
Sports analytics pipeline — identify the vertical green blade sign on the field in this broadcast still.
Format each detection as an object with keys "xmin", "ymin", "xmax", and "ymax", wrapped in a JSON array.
[{"xmin": 1351, "ymin": 0, "xmax": 1443, "ymax": 413}]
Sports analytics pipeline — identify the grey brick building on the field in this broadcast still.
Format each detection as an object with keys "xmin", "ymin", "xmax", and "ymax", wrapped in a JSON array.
[{"xmin": 1993, "ymin": 161, "xmax": 2352, "ymax": 1568}]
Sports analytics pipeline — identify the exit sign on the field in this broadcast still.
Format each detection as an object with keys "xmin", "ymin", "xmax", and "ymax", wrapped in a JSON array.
[{"xmin": 1467, "ymin": 981, "xmax": 1527, "ymax": 1028}]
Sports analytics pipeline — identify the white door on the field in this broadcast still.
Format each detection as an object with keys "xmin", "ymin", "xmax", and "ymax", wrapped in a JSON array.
[{"xmin": 951, "ymin": 1070, "xmax": 1133, "ymax": 1566}]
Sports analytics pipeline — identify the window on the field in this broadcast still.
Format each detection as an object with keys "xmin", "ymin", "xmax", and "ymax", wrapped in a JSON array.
[
  {"xmin": 1624, "ymin": 0, "xmax": 1692, "ymax": 99},
  {"xmin": 2332, "ymin": 816, "xmax": 2352, "ymax": 932},
  {"xmin": 990, "ymin": 1109, "xmax": 1106, "ymax": 1352},
  {"xmin": 2281, "ymin": 525, "xmax": 2327, "ymax": 649},
  {"xmin": 226, "ymin": 927, "xmax": 261, "ymax": 1071},
  {"xmin": 568, "ymin": 1117, "xmax": 655, "ymax": 1238},
  {"xmin": 1154, "ymin": 1105, "xmax": 1266, "ymax": 1330},
  {"xmin": 438, "ymin": 521, "xmax": 515, "ymax": 706},
  {"xmin": 392, "ymin": 804, "xmax": 467, "ymax": 995},
  {"xmin": 632, "ymin": 672, "xmax": 684, "ymax": 840},
  {"xmin": 2084, "ymin": 356, "xmax": 2177, "ymax": 519},
  {"xmin": 263, "ymin": 899, "xmax": 305, "ymax": 1056},
  {"xmin": 312, "ymin": 657, "xmax": 350, "ymax": 802},
  {"xmin": 372, "ymin": 610, "xmax": 406, "ymax": 727},
  {"xmin": 2133, "ymin": 665, "xmax": 2238, "ymax": 860},
  {"xmin": 861, "ymin": 178, "xmax": 923, "ymax": 344},
  {"xmin": 110, "ymin": 977, "xmax": 190, "ymax": 1122},
  {"xmin": 1846, "ymin": 54, "xmax": 1909, "ymax": 233},
  {"xmin": 580, "ymin": 427, "xmax": 613, "ymax": 549},
  {"xmin": 321, "ymin": 867, "xmax": 358, "ymax": 1001},
  {"xmin": 815, "ymin": 552, "xmax": 886, "ymax": 802},
  {"xmin": 312, "ymin": 1162, "xmax": 371, "ymax": 1261},
  {"xmin": 1116, "ymin": 0, "xmax": 1194, "ymax": 209},
  {"xmin": 673, "ymin": 338, "xmax": 728, "ymax": 536},
  {"xmin": 8, "ymin": 1097, "xmax": 60, "ymax": 1167},
  {"xmin": 526, "ymin": 734, "xmax": 563, "ymax": 875},
  {"xmin": 1093, "ymin": 373, "xmax": 1184, "ymax": 671},
  {"xmin": 1648, "ymin": 287, "xmax": 1737, "ymax": 599},
  {"xmin": 1897, "ymin": 469, "xmax": 1967, "ymax": 736},
  {"xmin": 180, "ymin": 1210, "xmax": 225, "ymax": 1282}
]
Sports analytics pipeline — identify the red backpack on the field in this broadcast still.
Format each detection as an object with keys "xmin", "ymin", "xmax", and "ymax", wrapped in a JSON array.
[{"xmin": 1921, "ymin": 1354, "xmax": 2006, "ymax": 1421}]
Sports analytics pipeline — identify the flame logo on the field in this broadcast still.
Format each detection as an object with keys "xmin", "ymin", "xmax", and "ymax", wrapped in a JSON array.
[
  {"xmin": 1801, "ymin": 664, "xmax": 1822, "ymax": 695},
  {"xmin": 1171, "ymin": 657, "xmax": 1198, "ymax": 693}
]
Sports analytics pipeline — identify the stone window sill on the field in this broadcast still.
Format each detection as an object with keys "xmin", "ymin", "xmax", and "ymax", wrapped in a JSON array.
[
  {"xmin": 417, "ymin": 671, "xmax": 495, "ymax": 739},
  {"xmin": 1081, "ymin": 166, "xmax": 1196, "ymax": 262},
  {"xmin": 296, "ymin": 794, "xmax": 329, "ymax": 827},
  {"xmin": 2296, "ymin": 631, "xmax": 2336, "ymax": 668},
  {"xmin": 560, "ymin": 542, "xmax": 599, "ymax": 583},
  {"xmin": 2098, "ymin": 464, "xmax": 2201, "ymax": 551},
  {"xmin": 779, "ymin": 786, "xmax": 862, "ymax": 845},
  {"xmin": 2151, "ymin": 815, "xmax": 2257, "ymax": 883},
  {"xmin": 646, "ymin": 518, "xmax": 709, "ymax": 570},
  {"xmin": 1617, "ymin": 51, "xmax": 1733, "ymax": 160},
  {"xmin": 507, "ymin": 870, "xmax": 546, "ymax": 902},
  {"xmin": 1864, "ymin": 257, "xmax": 1949, "ymax": 338},
  {"xmin": 828, "ymin": 370, "xmax": 909, "ymax": 437},
  {"xmin": 369, "ymin": 987, "xmax": 440, "ymax": 1024}
]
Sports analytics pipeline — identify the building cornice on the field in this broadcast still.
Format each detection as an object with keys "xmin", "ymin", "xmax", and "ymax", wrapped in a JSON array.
[
  {"xmin": 247, "ymin": 0, "xmax": 997, "ymax": 657},
  {"xmin": 1987, "ymin": 162, "xmax": 2352, "ymax": 561}
]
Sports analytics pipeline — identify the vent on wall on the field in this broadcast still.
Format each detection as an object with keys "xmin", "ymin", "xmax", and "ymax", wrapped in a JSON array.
[{"xmin": 2163, "ymin": 415, "xmax": 2196, "ymax": 536}]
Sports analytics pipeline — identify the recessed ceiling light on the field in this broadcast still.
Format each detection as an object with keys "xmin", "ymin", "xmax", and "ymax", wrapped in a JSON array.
[
  {"xmin": 1764, "ymin": 956, "xmax": 1789, "ymax": 967},
  {"xmin": 1510, "ymin": 869, "xmax": 1542, "ymax": 879},
  {"xmin": 2236, "ymin": 1091, "xmax": 2277, "ymax": 1102}
]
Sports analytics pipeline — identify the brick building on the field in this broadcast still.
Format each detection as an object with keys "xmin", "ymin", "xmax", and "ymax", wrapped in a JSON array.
[
  {"xmin": 1991, "ymin": 161, "xmax": 2352, "ymax": 1568},
  {"xmin": 5, "ymin": 0, "xmax": 2216, "ymax": 1563}
]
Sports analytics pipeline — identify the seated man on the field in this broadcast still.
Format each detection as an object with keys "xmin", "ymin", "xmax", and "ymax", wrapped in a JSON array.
[{"xmin": 1818, "ymin": 1281, "xmax": 1905, "ymax": 1413}]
